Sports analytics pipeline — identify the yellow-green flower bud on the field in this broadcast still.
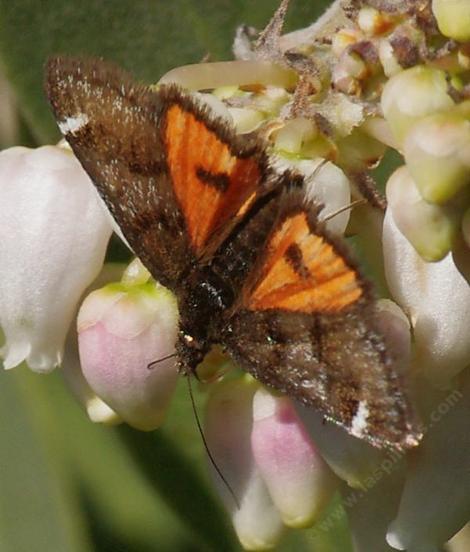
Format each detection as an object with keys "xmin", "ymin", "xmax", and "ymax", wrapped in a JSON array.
[
  {"xmin": 386, "ymin": 166, "xmax": 459, "ymax": 261},
  {"xmin": 404, "ymin": 111, "xmax": 470, "ymax": 204},
  {"xmin": 381, "ymin": 66, "xmax": 455, "ymax": 145},
  {"xmin": 273, "ymin": 118, "xmax": 317, "ymax": 155},
  {"xmin": 432, "ymin": 0, "xmax": 470, "ymax": 42},
  {"xmin": 228, "ymin": 107, "xmax": 265, "ymax": 133}
]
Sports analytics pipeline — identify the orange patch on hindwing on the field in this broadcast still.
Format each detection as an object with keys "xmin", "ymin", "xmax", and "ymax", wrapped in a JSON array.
[
  {"xmin": 248, "ymin": 212, "xmax": 363, "ymax": 313},
  {"xmin": 164, "ymin": 104, "xmax": 261, "ymax": 253}
]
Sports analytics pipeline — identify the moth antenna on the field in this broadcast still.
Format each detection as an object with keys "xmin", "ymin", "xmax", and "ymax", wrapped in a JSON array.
[
  {"xmin": 147, "ymin": 352, "xmax": 177, "ymax": 370},
  {"xmin": 322, "ymin": 198, "xmax": 367, "ymax": 222},
  {"xmin": 311, "ymin": 158, "xmax": 328, "ymax": 178},
  {"xmin": 186, "ymin": 374, "xmax": 240, "ymax": 510},
  {"xmin": 301, "ymin": 158, "xmax": 328, "ymax": 190}
]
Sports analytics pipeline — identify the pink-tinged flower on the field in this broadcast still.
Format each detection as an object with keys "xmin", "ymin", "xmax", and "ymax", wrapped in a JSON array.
[
  {"xmin": 61, "ymin": 262, "xmax": 126, "ymax": 425},
  {"xmin": 0, "ymin": 145, "xmax": 112, "ymax": 372},
  {"xmin": 77, "ymin": 268, "xmax": 179, "ymax": 431},
  {"xmin": 204, "ymin": 377, "xmax": 284, "ymax": 551},
  {"xmin": 251, "ymin": 387, "xmax": 337, "ymax": 528},
  {"xmin": 387, "ymin": 369, "xmax": 470, "ymax": 551},
  {"xmin": 62, "ymin": 328, "xmax": 120, "ymax": 425}
]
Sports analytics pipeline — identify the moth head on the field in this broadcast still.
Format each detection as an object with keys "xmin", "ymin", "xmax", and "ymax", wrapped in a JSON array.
[{"xmin": 176, "ymin": 330, "xmax": 208, "ymax": 375}]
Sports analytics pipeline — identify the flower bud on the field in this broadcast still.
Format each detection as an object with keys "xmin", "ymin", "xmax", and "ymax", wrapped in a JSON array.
[
  {"xmin": 432, "ymin": 0, "xmax": 470, "ymax": 42},
  {"xmin": 296, "ymin": 405, "xmax": 386, "ymax": 490},
  {"xmin": 337, "ymin": 128, "xmax": 387, "ymax": 171},
  {"xmin": 404, "ymin": 111, "xmax": 470, "ymax": 204},
  {"xmin": 62, "ymin": 262, "xmax": 126, "ymax": 424},
  {"xmin": 252, "ymin": 87, "xmax": 290, "ymax": 117},
  {"xmin": 228, "ymin": 107, "xmax": 265, "ymax": 134},
  {"xmin": 0, "ymin": 146, "xmax": 112, "ymax": 372},
  {"xmin": 383, "ymin": 205, "xmax": 470, "ymax": 385},
  {"xmin": 158, "ymin": 61, "xmax": 297, "ymax": 92},
  {"xmin": 374, "ymin": 299, "xmax": 412, "ymax": 371},
  {"xmin": 251, "ymin": 388, "xmax": 337, "ymax": 528},
  {"xmin": 378, "ymin": 38, "xmax": 402, "ymax": 78},
  {"xmin": 332, "ymin": 52, "xmax": 364, "ymax": 95},
  {"xmin": 357, "ymin": 7, "xmax": 393, "ymax": 36},
  {"xmin": 62, "ymin": 328, "xmax": 120, "ymax": 425},
  {"xmin": 381, "ymin": 66, "xmax": 454, "ymax": 145},
  {"xmin": 386, "ymin": 166, "xmax": 458, "ymax": 261},
  {"xmin": 273, "ymin": 118, "xmax": 317, "ymax": 156},
  {"xmin": 274, "ymin": 157, "xmax": 351, "ymax": 235},
  {"xmin": 204, "ymin": 377, "xmax": 284, "ymax": 550},
  {"xmin": 77, "ymin": 278, "xmax": 179, "ymax": 430},
  {"xmin": 332, "ymin": 29, "xmax": 363, "ymax": 58}
]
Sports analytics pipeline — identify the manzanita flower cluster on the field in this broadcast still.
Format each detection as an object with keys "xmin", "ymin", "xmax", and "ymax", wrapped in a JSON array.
[{"xmin": 1, "ymin": 1, "xmax": 470, "ymax": 550}]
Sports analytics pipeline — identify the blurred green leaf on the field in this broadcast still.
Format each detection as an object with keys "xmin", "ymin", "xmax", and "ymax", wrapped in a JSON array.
[
  {"xmin": 372, "ymin": 147, "xmax": 404, "ymax": 191},
  {"xmin": 0, "ymin": 0, "xmax": 330, "ymax": 144},
  {"xmin": 0, "ymin": 368, "xmax": 91, "ymax": 552},
  {"xmin": 42, "ymin": 371, "xmax": 213, "ymax": 551},
  {"xmin": 118, "ymin": 426, "xmax": 237, "ymax": 552}
]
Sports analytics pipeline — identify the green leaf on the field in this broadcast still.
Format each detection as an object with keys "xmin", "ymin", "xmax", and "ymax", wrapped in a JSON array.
[
  {"xmin": 42, "ymin": 371, "xmax": 214, "ymax": 551},
  {"xmin": 0, "ymin": 368, "xmax": 91, "ymax": 552},
  {"xmin": 118, "ymin": 426, "xmax": 238, "ymax": 552},
  {"xmin": 0, "ymin": 0, "xmax": 332, "ymax": 144}
]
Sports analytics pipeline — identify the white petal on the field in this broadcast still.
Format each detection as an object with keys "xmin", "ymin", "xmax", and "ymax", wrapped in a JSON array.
[
  {"xmin": 233, "ymin": 471, "xmax": 285, "ymax": 551},
  {"xmin": 0, "ymin": 146, "xmax": 112, "ymax": 372},
  {"xmin": 296, "ymin": 404, "xmax": 388, "ymax": 489},
  {"xmin": 274, "ymin": 157, "xmax": 351, "ymax": 234},
  {"xmin": 386, "ymin": 369, "xmax": 470, "ymax": 550},
  {"xmin": 383, "ymin": 208, "xmax": 470, "ymax": 385},
  {"xmin": 345, "ymin": 466, "xmax": 406, "ymax": 552}
]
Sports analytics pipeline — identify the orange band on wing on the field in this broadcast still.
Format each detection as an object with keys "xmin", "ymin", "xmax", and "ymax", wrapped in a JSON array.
[
  {"xmin": 247, "ymin": 212, "xmax": 363, "ymax": 313},
  {"xmin": 164, "ymin": 104, "xmax": 261, "ymax": 253}
]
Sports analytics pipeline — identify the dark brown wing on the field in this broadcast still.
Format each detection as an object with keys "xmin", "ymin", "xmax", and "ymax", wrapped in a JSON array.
[
  {"xmin": 221, "ymin": 191, "xmax": 420, "ymax": 450},
  {"xmin": 45, "ymin": 56, "xmax": 271, "ymax": 289}
]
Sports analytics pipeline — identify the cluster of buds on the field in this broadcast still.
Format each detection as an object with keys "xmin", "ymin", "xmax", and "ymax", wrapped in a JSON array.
[{"xmin": 1, "ymin": 1, "xmax": 470, "ymax": 551}]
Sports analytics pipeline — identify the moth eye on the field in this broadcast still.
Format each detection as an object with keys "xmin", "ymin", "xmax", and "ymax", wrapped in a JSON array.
[{"xmin": 182, "ymin": 333, "xmax": 202, "ymax": 349}]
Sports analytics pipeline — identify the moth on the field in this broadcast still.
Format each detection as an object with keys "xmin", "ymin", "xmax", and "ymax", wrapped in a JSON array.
[{"xmin": 46, "ymin": 56, "xmax": 420, "ymax": 449}]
